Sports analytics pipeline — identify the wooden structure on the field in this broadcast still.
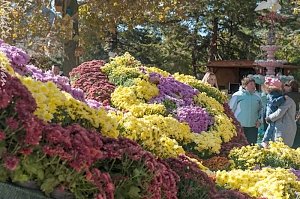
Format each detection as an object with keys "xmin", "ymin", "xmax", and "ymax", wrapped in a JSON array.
[{"xmin": 207, "ymin": 60, "xmax": 299, "ymax": 91}]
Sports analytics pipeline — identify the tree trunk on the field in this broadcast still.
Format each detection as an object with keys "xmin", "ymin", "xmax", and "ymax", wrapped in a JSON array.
[
  {"xmin": 191, "ymin": 15, "xmax": 200, "ymax": 77},
  {"xmin": 106, "ymin": 26, "xmax": 118, "ymax": 57},
  {"xmin": 228, "ymin": 20, "xmax": 233, "ymax": 58},
  {"xmin": 110, "ymin": 28, "xmax": 118, "ymax": 52},
  {"xmin": 62, "ymin": 0, "xmax": 79, "ymax": 76},
  {"xmin": 63, "ymin": 40, "xmax": 77, "ymax": 76},
  {"xmin": 209, "ymin": 17, "xmax": 218, "ymax": 62},
  {"xmin": 191, "ymin": 50, "xmax": 197, "ymax": 77}
]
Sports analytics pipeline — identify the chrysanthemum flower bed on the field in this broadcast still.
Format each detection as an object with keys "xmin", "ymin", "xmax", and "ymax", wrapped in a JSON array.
[
  {"xmin": 2, "ymin": 40, "xmax": 300, "ymax": 199},
  {"xmin": 0, "ymin": 40, "xmax": 249, "ymax": 198},
  {"xmin": 70, "ymin": 52, "xmax": 300, "ymax": 199},
  {"xmin": 0, "ymin": 68, "xmax": 183, "ymax": 198},
  {"xmin": 92, "ymin": 53, "xmax": 246, "ymax": 158}
]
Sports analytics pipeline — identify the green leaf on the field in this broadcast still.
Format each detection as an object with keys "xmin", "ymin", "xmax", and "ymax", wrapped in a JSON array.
[
  {"xmin": 0, "ymin": 145, "xmax": 6, "ymax": 156},
  {"xmin": 133, "ymin": 168, "xmax": 141, "ymax": 177},
  {"xmin": 23, "ymin": 161, "xmax": 38, "ymax": 175},
  {"xmin": 37, "ymin": 169, "xmax": 44, "ymax": 181},
  {"xmin": 58, "ymin": 174, "xmax": 65, "ymax": 182},
  {"xmin": 115, "ymin": 191, "xmax": 125, "ymax": 199},
  {"xmin": 0, "ymin": 166, "xmax": 8, "ymax": 182},
  {"xmin": 11, "ymin": 169, "xmax": 30, "ymax": 183},
  {"xmin": 40, "ymin": 177, "xmax": 60, "ymax": 194},
  {"xmin": 128, "ymin": 186, "xmax": 141, "ymax": 198},
  {"xmin": 13, "ymin": 174, "xmax": 30, "ymax": 182}
]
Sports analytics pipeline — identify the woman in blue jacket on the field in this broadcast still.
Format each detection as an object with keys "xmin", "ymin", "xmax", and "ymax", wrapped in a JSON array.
[{"xmin": 229, "ymin": 77, "xmax": 263, "ymax": 144}]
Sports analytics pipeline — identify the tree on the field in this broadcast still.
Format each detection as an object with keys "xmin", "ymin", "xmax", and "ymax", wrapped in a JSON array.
[
  {"xmin": 58, "ymin": 0, "xmax": 80, "ymax": 76},
  {"xmin": 55, "ymin": 0, "xmax": 191, "ymax": 74},
  {"xmin": 1, "ymin": 0, "xmax": 298, "ymax": 77},
  {"xmin": 0, "ymin": 0, "xmax": 64, "ymax": 68}
]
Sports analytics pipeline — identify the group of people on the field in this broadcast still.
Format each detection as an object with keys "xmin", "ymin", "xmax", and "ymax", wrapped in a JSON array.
[{"xmin": 202, "ymin": 71, "xmax": 300, "ymax": 148}]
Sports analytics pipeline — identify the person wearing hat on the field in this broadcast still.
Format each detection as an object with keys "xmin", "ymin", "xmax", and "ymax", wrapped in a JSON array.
[
  {"xmin": 229, "ymin": 77, "xmax": 263, "ymax": 145},
  {"xmin": 263, "ymin": 77, "xmax": 297, "ymax": 147},
  {"xmin": 261, "ymin": 77, "xmax": 287, "ymax": 147}
]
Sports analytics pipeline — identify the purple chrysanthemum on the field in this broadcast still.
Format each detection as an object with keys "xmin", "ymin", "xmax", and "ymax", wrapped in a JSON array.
[{"xmin": 176, "ymin": 106, "xmax": 213, "ymax": 133}]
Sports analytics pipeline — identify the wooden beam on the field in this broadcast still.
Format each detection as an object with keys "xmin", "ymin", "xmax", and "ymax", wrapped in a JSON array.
[
  {"xmin": 207, "ymin": 60, "xmax": 300, "ymax": 69},
  {"xmin": 207, "ymin": 60, "xmax": 254, "ymax": 68}
]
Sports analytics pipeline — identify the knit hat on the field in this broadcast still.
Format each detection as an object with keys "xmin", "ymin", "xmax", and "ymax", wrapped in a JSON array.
[
  {"xmin": 264, "ymin": 77, "xmax": 282, "ymax": 89},
  {"xmin": 247, "ymin": 74, "xmax": 265, "ymax": 85}
]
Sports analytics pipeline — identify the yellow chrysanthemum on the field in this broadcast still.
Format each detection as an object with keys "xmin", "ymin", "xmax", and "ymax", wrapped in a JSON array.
[
  {"xmin": 119, "ymin": 113, "xmax": 192, "ymax": 158},
  {"xmin": 0, "ymin": 52, "xmax": 15, "ymax": 76},
  {"xmin": 19, "ymin": 76, "xmax": 119, "ymax": 138},
  {"xmin": 216, "ymin": 168, "xmax": 300, "ymax": 199},
  {"xmin": 146, "ymin": 67, "xmax": 170, "ymax": 77},
  {"xmin": 229, "ymin": 140, "xmax": 300, "ymax": 170}
]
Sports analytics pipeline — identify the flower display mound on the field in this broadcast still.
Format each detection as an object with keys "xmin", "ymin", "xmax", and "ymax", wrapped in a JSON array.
[
  {"xmin": 2, "ymin": 40, "xmax": 298, "ymax": 199},
  {"xmin": 67, "ymin": 53, "xmax": 300, "ymax": 198},
  {"xmin": 0, "ymin": 66, "xmax": 253, "ymax": 199},
  {"xmin": 69, "ymin": 60, "xmax": 115, "ymax": 105},
  {"xmin": 0, "ymin": 69, "xmax": 181, "ymax": 198},
  {"xmin": 0, "ymin": 41, "xmax": 255, "ymax": 199},
  {"xmin": 73, "ymin": 52, "xmax": 248, "ymax": 159}
]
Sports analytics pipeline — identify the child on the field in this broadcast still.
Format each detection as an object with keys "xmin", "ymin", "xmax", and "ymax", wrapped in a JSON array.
[{"xmin": 261, "ymin": 77, "xmax": 286, "ymax": 148}]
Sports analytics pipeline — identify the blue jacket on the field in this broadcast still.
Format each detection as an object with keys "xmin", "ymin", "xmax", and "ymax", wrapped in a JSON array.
[
  {"xmin": 266, "ymin": 91, "xmax": 285, "ymax": 117},
  {"xmin": 229, "ymin": 89, "xmax": 262, "ymax": 127}
]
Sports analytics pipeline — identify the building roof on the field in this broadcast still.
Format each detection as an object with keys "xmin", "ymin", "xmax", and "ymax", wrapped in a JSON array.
[
  {"xmin": 207, "ymin": 60, "xmax": 299, "ymax": 69},
  {"xmin": 207, "ymin": 60, "xmax": 254, "ymax": 68}
]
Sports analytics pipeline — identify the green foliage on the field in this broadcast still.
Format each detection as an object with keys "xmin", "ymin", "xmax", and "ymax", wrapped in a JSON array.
[
  {"xmin": 13, "ymin": 156, "xmax": 91, "ymax": 199},
  {"xmin": 52, "ymin": 107, "xmax": 96, "ymax": 130},
  {"xmin": 0, "ymin": 1, "xmax": 13, "ymax": 40},
  {"xmin": 79, "ymin": 0, "xmax": 189, "ymax": 38},
  {"xmin": 96, "ymin": 156, "xmax": 153, "ymax": 199},
  {"xmin": 274, "ymin": 1, "xmax": 300, "ymax": 66},
  {"xmin": 108, "ymin": 69, "xmax": 141, "ymax": 87},
  {"xmin": 2, "ymin": 0, "xmax": 299, "ymax": 77},
  {"xmin": 292, "ymin": 0, "xmax": 300, "ymax": 14},
  {"xmin": 11, "ymin": 155, "xmax": 45, "ymax": 183},
  {"xmin": 0, "ymin": 165, "xmax": 9, "ymax": 182},
  {"xmin": 39, "ymin": 157, "xmax": 88, "ymax": 198},
  {"xmin": 52, "ymin": 0, "xmax": 264, "ymax": 77},
  {"xmin": 177, "ymin": 179, "xmax": 210, "ymax": 199},
  {"xmin": 3, "ymin": 151, "xmax": 86, "ymax": 197},
  {"xmin": 163, "ymin": 99, "xmax": 177, "ymax": 114},
  {"xmin": 182, "ymin": 143, "xmax": 213, "ymax": 159},
  {"xmin": 102, "ymin": 52, "xmax": 145, "ymax": 86}
]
